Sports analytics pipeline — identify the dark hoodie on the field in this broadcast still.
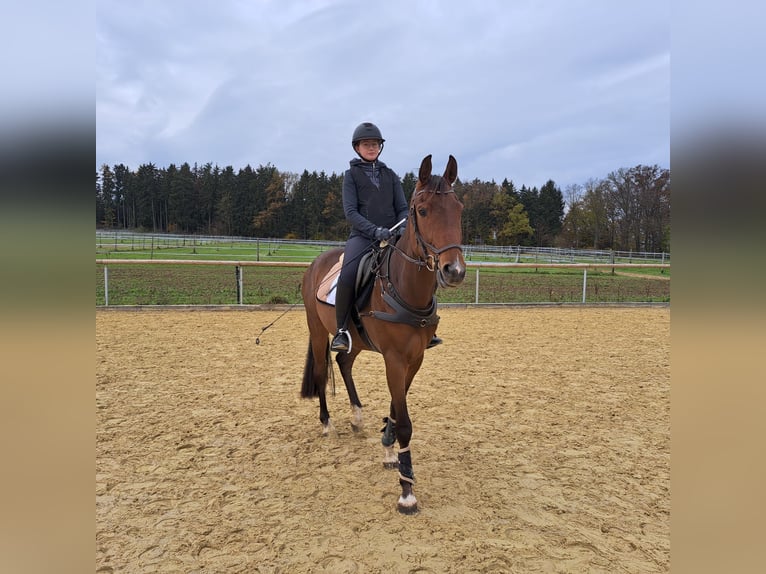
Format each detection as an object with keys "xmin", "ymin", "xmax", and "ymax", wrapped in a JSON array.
[{"xmin": 342, "ymin": 158, "xmax": 408, "ymax": 239}]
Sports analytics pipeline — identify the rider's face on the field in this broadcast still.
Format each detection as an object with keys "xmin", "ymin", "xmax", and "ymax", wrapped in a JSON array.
[{"xmin": 355, "ymin": 139, "xmax": 381, "ymax": 161}]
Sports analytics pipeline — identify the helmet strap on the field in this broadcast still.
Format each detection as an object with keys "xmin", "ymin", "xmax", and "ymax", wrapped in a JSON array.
[{"xmin": 354, "ymin": 141, "xmax": 384, "ymax": 161}]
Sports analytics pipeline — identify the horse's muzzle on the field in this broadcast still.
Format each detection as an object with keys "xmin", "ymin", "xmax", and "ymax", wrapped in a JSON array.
[{"xmin": 437, "ymin": 260, "xmax": 466, "ymax": 288}]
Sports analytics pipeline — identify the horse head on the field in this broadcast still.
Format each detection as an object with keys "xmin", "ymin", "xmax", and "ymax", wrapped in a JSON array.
[{"xmin": 409, "ymin": 154, "xmax": 466, "ymax": 288}]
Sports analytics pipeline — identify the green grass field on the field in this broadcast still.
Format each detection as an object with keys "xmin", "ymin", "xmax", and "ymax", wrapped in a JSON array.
[
  {"xmin": 95, "ymin": 263, "xmax": 670, "ymax": 306},
  {"xmin": 96, "ymin": 234, "xmax": 669, "ymax": 305}
]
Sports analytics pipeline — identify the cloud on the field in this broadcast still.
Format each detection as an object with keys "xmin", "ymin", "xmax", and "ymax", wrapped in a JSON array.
[{"xmin": 96, "ymin": 0, "xmax": 670, "ymax": 189}]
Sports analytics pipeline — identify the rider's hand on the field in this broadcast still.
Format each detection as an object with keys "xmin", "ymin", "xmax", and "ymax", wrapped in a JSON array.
[{"xmin": 374, "ymin": 227, "xmax": 393, "ymax": 241}]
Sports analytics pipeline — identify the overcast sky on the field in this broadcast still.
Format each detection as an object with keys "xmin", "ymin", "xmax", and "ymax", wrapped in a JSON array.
[{"xmin": 96, "ymin": 0, "xmax": 670, "ymax": 190}]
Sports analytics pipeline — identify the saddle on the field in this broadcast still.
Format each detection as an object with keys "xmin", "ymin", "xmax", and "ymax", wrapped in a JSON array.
[{"xmin": 316, "ymin": 250, "xmax": 379, "ymax": 307}]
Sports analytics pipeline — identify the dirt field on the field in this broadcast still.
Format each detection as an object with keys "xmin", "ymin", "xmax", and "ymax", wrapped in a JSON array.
[{"xmin": 96, "ymin": 306, "xmax": 670, "ymax": 573}]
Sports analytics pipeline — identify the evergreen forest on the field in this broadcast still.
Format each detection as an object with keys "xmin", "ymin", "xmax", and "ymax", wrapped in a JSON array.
[{"xmin": 96, "ymin": 162, "xmax": 670, "ymax": 252}]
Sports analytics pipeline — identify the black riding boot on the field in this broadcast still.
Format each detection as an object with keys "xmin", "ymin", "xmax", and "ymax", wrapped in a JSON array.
[
  {"xmin": 427, "ymin": 334, "xmax": 443, "ymax": 349},
  {"xmin": 331, "ymin": 282, "xmax": 354, "ymax": 353}
]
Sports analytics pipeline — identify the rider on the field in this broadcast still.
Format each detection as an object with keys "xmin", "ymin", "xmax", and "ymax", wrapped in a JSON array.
[{"xmin": 331, "ymin": 122, "xmax": 443, "ymax": 352}]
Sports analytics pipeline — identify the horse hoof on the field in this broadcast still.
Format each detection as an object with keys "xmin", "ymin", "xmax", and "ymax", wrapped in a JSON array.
[
  {"xmin": 383, "ymin": 461, "xmax": 398, "ymax": 469},
  {"xmin": 397, "ymin": 494, "xmax": 419, "ymax": 515}
]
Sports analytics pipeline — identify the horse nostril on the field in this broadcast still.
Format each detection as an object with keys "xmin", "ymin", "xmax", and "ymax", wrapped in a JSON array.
[{"xmin": 442, "ymin": 263, "xmax": 465, "ymax": 283}]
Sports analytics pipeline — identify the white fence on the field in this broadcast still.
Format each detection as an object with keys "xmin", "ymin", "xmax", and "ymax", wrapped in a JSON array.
[
  {"xmin": 96, "ymin": 259, "xmax": 670, "ymax": 306},
  {"xmin": 96, "ymin": 231, "xmax": 669, "ymax": 265}
]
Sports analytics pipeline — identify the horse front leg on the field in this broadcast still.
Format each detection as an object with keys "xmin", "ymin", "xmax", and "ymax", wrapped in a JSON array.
[
  {"xmin": 395, "ymin": 415, "xmax": 417, "ymax": 514},
  {"xmin": 384, "ymin": 357, "xmax": 420, "ymax": 514},
  {"xmin": 396, "ymin": 356, "xmax": 426, "ymax": 513},
  {"xmin": 380, "ymin": 409, "xmax": 398, "ymax": 468},
  {"xmin": 336, "ymin": 349, "xmax": 364, "ymax": 432}
]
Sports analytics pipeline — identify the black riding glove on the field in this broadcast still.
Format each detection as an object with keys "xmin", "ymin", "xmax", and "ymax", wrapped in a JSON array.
[{"xmin": 374, "ymin": 227, "xmax": 393, "ymax": 241}]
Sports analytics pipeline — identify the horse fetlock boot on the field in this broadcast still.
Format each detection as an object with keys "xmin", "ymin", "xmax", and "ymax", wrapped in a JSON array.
[
  {"xmin": 397, "ymin": 449, "xmax": 415, "ymax": 484},
  {"xmin": 427, "ymin": 334, "xmax": 443, "ymax": 349},
  {"xmin": 396, "ymin": 448, "xmax": 418, "ymax": 514},
  {"xmin": 380, "ymin": 416, "xmax": 397, "ymax": 447}
]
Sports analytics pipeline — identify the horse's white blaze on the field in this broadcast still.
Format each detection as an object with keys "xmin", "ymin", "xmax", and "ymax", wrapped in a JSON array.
[{"xmin": 350, "ymin": 405, "xmax": 364, "ymax": 430}]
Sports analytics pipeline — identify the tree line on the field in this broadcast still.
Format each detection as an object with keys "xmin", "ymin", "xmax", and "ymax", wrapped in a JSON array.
[{"xmin": 96, "ymin": 161, "xmax": 670, "ymax": 252}]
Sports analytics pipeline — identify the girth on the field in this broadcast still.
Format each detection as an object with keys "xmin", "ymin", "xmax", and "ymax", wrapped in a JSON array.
[
  {"xmin": 362, "ymin": 247, "xmax": 440, "ymax": 328},
  {"xmin": 369, "ymin": 283, "xmax": 439, "ymax": 328}
]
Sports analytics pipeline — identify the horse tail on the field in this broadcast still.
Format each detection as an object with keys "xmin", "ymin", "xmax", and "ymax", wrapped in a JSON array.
[
  {"xmin": 301, "ymin": 338, "xmax": 330, "ymax": 398},
  {"xmin": 301, "ymin": 340, "xmax": 317, "ymax": 397}
]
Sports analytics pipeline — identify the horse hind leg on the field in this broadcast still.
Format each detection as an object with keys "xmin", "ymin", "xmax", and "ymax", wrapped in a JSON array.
[
  {"xmin": 335, "ymin": 350, "xmax": 364, "ymax": 432},
  {"xmin": 301, "ymin": 338, "xmax": 334, "ymax": 435}
]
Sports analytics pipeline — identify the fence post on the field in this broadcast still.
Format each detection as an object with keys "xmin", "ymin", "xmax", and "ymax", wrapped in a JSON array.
[
  {"xmin": 236, "ymin": 266, "xmax": 243, "ymax": 304},
  {"xmin": 582, "ymin": 268, "xmax": 587, "ymax": 303},
  {"xmin": 104, "ymin": 265, "xmax": 109, "ymax": 306},
  {"xmin": 475, "ymin": 268, "xmax": 480, "ymax": 304}
]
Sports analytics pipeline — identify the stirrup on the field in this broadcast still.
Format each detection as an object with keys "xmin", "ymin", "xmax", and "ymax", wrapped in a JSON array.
[
  {"xmin": 426, "ymin": 335, "xmax": 443, "ymax": 349},
  {"xmin": 331, "ymin": 329, "xmax": 352, "ymax": 353}
]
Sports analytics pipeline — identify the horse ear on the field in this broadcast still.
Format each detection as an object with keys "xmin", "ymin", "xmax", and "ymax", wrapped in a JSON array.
[
  {"xmin": 418, "ymin": 154, "xmax": 433, "ymax": 186},
  {"xmin": 443, "ymin": 155, "xmax": 458, "ymax": 185}
]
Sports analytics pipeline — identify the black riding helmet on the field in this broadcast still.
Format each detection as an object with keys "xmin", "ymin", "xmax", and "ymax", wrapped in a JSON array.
[{"xmin": 351, "ymin": 122, "xmax": 385, "ymax": 158}]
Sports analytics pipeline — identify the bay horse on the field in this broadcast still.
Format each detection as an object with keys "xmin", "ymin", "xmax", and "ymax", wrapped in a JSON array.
[{"xmin": 300, "ymin": 154, "xmax": 466, "ymax": 514}]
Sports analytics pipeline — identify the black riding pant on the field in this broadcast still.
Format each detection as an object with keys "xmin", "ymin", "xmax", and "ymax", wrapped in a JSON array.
[{"xmin": 338, "ymin": 235, "xmax": 373, "ymax": 289}]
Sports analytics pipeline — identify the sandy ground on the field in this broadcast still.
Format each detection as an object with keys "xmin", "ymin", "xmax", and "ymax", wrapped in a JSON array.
[{"xmin": 96, "ymin": 306, "xmax": 670, "ymax": 573}]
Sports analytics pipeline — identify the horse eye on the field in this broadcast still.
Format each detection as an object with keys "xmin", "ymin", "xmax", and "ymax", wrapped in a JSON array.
[{"xmin": 418, "ymin": 207, "xmax": 427, "ymax": 217}]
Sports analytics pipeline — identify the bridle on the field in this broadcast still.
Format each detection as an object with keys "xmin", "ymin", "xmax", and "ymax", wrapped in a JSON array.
[
  {"xmin": 364, "ymin": 175, "xmax": 463, "ymax": 330},
  {"xmin": 390, "ymin": 179, "xmax": 463, "ymax": 272}
]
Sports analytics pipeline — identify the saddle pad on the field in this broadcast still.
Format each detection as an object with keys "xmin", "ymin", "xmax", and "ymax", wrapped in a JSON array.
[{"xmin": 316, "ymin": 253, "xmax": 344, "ymax": 305}]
